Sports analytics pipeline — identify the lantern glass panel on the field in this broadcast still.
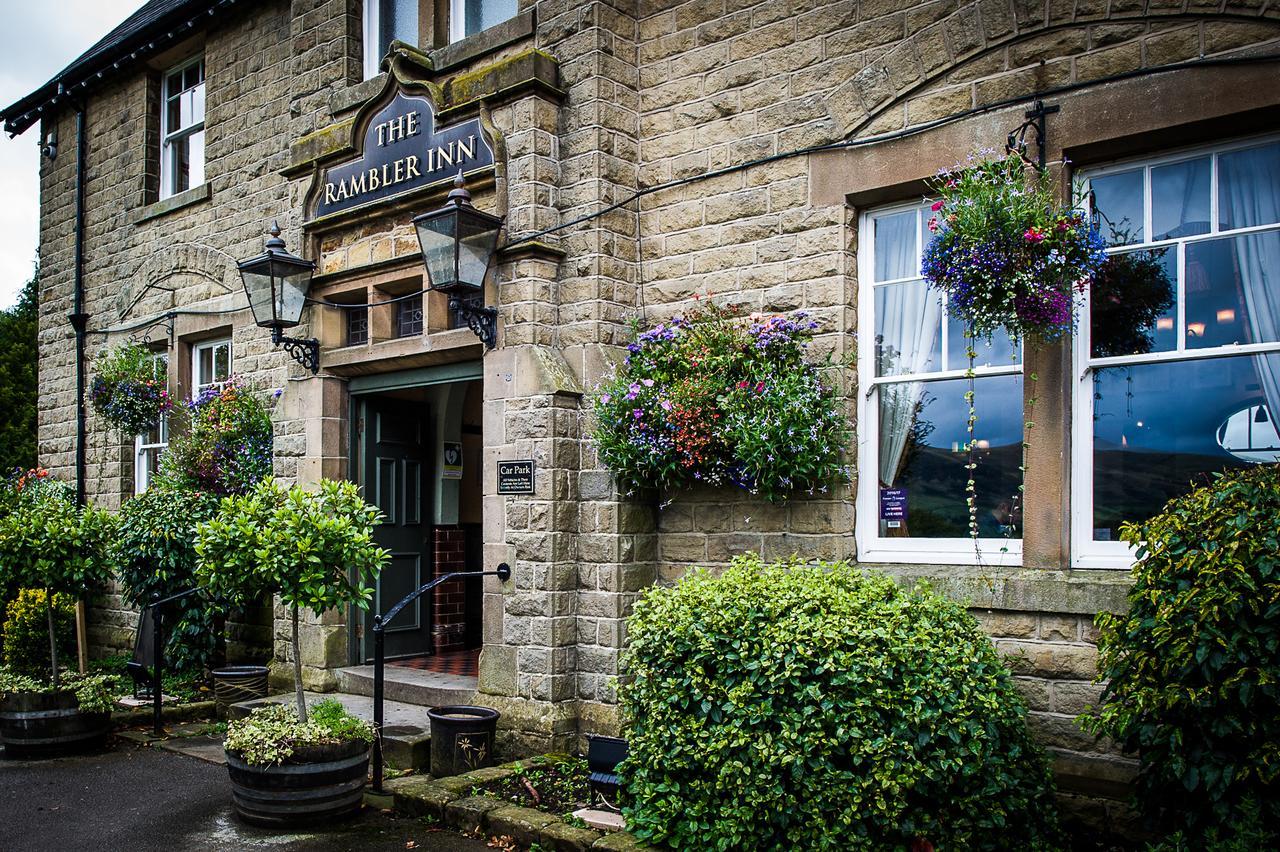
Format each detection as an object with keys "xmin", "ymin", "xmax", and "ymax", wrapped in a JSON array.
[
  {"xmin": 457, "ymin": 212, "xmax": 501, "ymax": 291},
  {"xmin": 240, "ymin": 267, "xmax": 278, "ymax": 328},
  {"xmin": 277, "ymin": 266, "xmax": 310, "ymax": 326},
  {"xmin": 416, "ymin": 210, "xmax": 461, "ymax": 291}
]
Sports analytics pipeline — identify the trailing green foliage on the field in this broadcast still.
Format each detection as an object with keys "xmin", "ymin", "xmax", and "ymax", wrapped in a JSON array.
[
  {"xmin": 0, "ymin": 470, "xmax": 115, "ymax": 688},
  {"xmin": 114, "ymin": 486, "xmax": 223, "ymax": 672},
  {"xmin": 224, "ymin": 700, "xmax": 373, "ymax": 767},
  {"xmin": 160, "ymin": 380, "xmax": 274, "ymax": 495},
  {"xmin": 591, "ymin": 302, "xmax": 849, "ymax": 502},
  {"xmin": 619, "ymin": 555, "xmax": 1061, "ymax": 851},
  {"xmin": 195, "ymin": 478, "xmax": 387, "ymax": 721},
  {"xmin": 2, "ymin": 589, "xmax": 75, "ymax": 678},
  {"xmin": 89, "ymin": 342, "xmax": 172, "ymax": 435},
  {"xmin": 0, "ymin": 667, "xmax": 116, "ymax": 714},
  {"xmin": 1082, "ymin": 464, "xmax": 1280, "ymax": 846}
]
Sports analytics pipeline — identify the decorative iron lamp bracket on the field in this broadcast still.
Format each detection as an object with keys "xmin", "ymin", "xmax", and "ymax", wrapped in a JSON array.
[
  {"xmin": 450, "ymin": 297, "xmax": 498, "ymax": 350},
  {"xmin": 271, "ymin": 327, "xmax": 321, "ymax": 374},
  {"xmin": 1006, "ymin": 100, "xmax": 1060, "ymax": 171}
]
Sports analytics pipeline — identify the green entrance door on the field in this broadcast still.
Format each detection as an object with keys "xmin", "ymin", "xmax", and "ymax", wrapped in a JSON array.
[{"xmin": 360, "ymin": 396, "xmax": 432, "ymax": 660}]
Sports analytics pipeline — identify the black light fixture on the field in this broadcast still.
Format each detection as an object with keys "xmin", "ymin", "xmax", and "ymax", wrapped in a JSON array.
[
  {"xmin": 412, "ymin": 173, "xmax": 503, "ymax": 349},
  {"xmin": 237, "ymin": 221, "xmax": 320, "ymax": 373}
]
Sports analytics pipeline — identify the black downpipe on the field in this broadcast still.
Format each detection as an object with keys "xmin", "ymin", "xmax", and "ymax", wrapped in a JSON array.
[{"xmin": 68, "ymin": 100, "xmax": 89, "ymax": 508}]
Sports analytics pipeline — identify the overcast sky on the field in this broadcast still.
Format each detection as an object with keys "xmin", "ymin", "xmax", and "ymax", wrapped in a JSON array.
[{"xmin": 0, "ymin": 1, "xmax": 144, "ymax": 309}]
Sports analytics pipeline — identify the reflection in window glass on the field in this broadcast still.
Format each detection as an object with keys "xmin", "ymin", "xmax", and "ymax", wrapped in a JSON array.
[
  {"xmin": 455, "ymin": 0, "xmax": 517, "ymax": 40},
  {"xmin": 946, "ymin": 315, "xmax": 1019, "ymax": 369},
  {"xmin": 1218, "ymin": 141, "xmax": 1280, "ymax": 230},
  {"xmin": 1091, "ymin": 247, "xmax": 1177, "ymax": 358},
  {"xmin": 878, "ymin": 374, "xmax": 1024, "ymax": 539},
  {"xmin": 1186, "ymin": 231, "xmax": 1280, "ymax": 349},
  {"xmin": 874, "ymin": 280, "xmax": 941, "ymax": 377},
  {"xmin": 1151, "ymin": 157, "xmax": 1210, "ymax": 241},
  {"xmin": 1091, "ymin": 168, "xmax": 1144, "ymax": 245},
  {"xmin": 1092, "ymin": 353, "xmax": 1280, "ymax": 540}
]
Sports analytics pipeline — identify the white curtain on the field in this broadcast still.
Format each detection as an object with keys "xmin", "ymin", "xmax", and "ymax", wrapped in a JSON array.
[
  {"xmin": 877, "ymin": 282, "xmax": 942, "ymax": 486},
  {"xmin": 1221, "ymin": 143, "xmax": 1280, "ymax": 432}
]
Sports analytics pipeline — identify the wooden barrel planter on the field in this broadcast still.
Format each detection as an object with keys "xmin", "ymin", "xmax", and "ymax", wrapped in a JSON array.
[
  {"xmin": 0, "ymin": 690, "xmax": 111, "ymax": 759},
  {"xmin": 225, "ymin": 739, "xmax": 370, "ymax": 827}
]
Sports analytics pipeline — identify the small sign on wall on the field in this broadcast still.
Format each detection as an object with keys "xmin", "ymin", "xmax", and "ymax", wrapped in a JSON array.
[
  {"xmin": 497, "ymin": 460, "xmax": 535, "ymax": 495},
  {"xmin": 442, "ymin": 442, "xmax": 464, "ymax": 479},
  {"xmin": 880, "ymin": 487, "xmax": 907, "ymax": 529}
]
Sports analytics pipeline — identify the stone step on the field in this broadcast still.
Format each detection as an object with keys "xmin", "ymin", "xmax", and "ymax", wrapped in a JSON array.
[
  {"xmin": 336, "ymin": 664, "xmax": 477, "ymax": 708},
  {"xmin": 229, "ymin": 690, "xmax": 432, "ymax": 770}
]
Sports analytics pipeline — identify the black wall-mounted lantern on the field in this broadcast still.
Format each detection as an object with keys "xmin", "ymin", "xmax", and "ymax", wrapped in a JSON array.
[
  {"xmin": 237, "ymin": 222, "xmax": 320, "ymax": 373},
  {"xmin": 412, "ymin": 173, "xmax": 503, "ymax": 349}
]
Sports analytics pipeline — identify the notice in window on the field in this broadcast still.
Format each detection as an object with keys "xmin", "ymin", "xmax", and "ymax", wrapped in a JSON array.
[{"xmin": 880, "ymin": 488, "xmax": 908, "ymax": 528}]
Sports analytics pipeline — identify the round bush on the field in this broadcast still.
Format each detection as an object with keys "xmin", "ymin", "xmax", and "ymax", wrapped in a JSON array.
[
  {"xmin": 1084, "ymin": 464, "xmax": 1280, "ymax": 846},
  {"xmin": 619, "ymin": 555, "xmax": 1060, "ymax": 851}
]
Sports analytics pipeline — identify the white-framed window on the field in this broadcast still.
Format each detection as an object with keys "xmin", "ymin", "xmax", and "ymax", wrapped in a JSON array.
[
  {"xmin": 856, "ymin": 201, "xmax": 1025, "ymax": 565},
  {"xmin": 192, "ymin": 337, "xmax": 232, "ymax": 396},
  {"xmin": 133, "ymin": 352, "xmax": 169, "ymax": 494},
  {"xmin": 1073, "ymin": 135, "xmax": 1280, "ymax": 568},
  {"xmin": 364, "ymin": 0, "xmax": 418, "ymax": 80},
  {"xmin": 160, "ymin": 56, "xmax": 205, "ymax": 199},
  {"xmin": 449, "ymin": 0, "xmax": 517, "ymax": 43}
]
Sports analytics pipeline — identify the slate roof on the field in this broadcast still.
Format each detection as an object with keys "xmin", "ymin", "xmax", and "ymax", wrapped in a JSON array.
[{"xmin": 0, "ymin": 0, "xmax": 238, "ymax": 136}]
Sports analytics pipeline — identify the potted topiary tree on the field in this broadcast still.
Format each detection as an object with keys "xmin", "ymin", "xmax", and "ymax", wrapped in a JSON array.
[
  {"xmin": 195, "ymin": 477, "xmax": 388, "ymax": 827},
  {"xmin": 0, "ymin": 469, "xmax": 117, "ymax": 758}
]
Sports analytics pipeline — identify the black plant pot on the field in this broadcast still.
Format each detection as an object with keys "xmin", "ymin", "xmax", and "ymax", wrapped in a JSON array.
[
  {"xmin": 0, "ymin": 690, "xmax": 111, "ymax": 759},
  {"xmin": 211, "ymin": 665, "xmax": 269, "ymax": 716},
  {"xmin": 426, "ymin": 705, "xmax": 499, "ymax": 777},
  {"xmin": 225, "ymin": 739, "xmax": 370, "ymax": 827}
]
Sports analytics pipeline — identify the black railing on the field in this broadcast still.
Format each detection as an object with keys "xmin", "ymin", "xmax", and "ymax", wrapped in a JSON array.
[
  {"xmin": 145, "ymin": 587, "xmax": 204, "ymax": 737},
  {"xmin": 370, "ymin": 562, "xmax": 511, "ymax": 793}
]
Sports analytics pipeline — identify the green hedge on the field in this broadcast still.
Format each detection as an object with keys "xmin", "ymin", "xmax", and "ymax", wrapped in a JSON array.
[
  {"xmin": 3, "ymin": 588, "xmax": 76, "ymax": 678},
  {"xmin": 619, "ymin": 555, "xmax": 1060, "ymax": 851},
  {"xmin": 1084, "ymin": 464, "xmax": 1280, "ymax": 847}
]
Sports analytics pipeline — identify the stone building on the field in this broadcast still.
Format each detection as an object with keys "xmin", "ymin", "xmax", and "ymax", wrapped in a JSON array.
[{"xmin": 5, "ymin": 0, "xmax": 1280, "ymax": 828}]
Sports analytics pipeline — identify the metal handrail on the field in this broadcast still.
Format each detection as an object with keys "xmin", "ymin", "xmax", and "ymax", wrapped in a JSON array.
[
  {"xmin": 370, "ymin": 562, "xmax": 511, "ymax": 793},
  {"xmin": 146, "ymin": 586, "xmax": 204, "ymax": 737}
]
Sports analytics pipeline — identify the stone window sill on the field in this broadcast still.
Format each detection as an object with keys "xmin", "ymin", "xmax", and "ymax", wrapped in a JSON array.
[
  {"xmin": 132, "ymin": 182, "xmax": 211, "ymax": 225},
  {"xmin": 433, "ymin": 10, "xmax": 535, "ymax": 73}
]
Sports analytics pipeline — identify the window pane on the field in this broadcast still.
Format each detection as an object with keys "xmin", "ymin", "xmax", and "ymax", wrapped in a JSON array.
[
  {"xmin": 1090, "ymin": 246, "xmax": 1177, "ymax": 357},
  {"xmin": 1092, "ymin": 354, "xmax": 1280, "ymax": 540},
  {"xmin": 877, "ymin": 374, "xmax": 1024, "ymax": 538},
  {"xmin": 946, "ymin": 313, "xmax": 1019, "ymax": 370},
  {"xmin": 1219, "ymin": 141, "xmax": 1280, "ymax": 231},
  {"xmin": 213, "ymin": 343, "xmax": 231, "ymax": 382},
  {"xmin": 461, "ymin": 0, "xmax": 517, "ymax": 37},
  {"xmin": 397, "ymin": 294, "xmax": 423, "ymax": 337},
  {"xmin": 198, "ymin": 346, "xmax": 213, "ymax": 387},
  {"xmin": 1186, "ymin": 230, "xmax": 1280, "ymax": 349},
  {"xmin": 169, "ymin": 136, "xmax": 190, "ymax": 193},
  {"xmin": 188, "ymin": 129, "xmax": 205, "ymax": 187},
  {"xmin": 347, "ymin": 306, "xmax": 369, "ymax": 346},
  {"xmin": 166, "ymin": 96, "xmax": 181, "ymax": 133},
  {"xmin": 1151, "ymin": 156, "xmax": 1210, "ymax": 241},
  {"xmin": 1091, "ymin": 169, "xmax": 1144, "ymax": 245},
  {"xmin": 874, "ymin": 280, "xmax": 941, "ymax": 377},
  {"xmin": 380, "ymin": 0, "xmax": 418, "ymax": 50},
  {"xmin": 872, "ymin": 210, "xmax": 916, "ymax": 281}
]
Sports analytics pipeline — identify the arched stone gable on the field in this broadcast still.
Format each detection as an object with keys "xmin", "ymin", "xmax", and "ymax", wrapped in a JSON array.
[
  {"xmin": 116, "ymin": 242, "xmax": 239, "ymax": 323},
  {"xmin": 826, "ymin": 8, "xmax": 1280, "ymax": 139}
]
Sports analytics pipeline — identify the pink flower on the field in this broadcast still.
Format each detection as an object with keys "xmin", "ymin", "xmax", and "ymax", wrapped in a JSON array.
[
  {"xmin": 1024, "ymin": 227, "xmax": 1046, "ymax": 243},
  {"xmin": 930, "ymin": 200, "xmax": 944, "ymax": 212},
  {"xmin": 928, "ymin": 217, "xmax": 939, "ymax": 233},
  {"xmin": 601, "ymin": 394, "xmax": 611, "ymax": 404},
  {"xmin": 755, "ymin": 381, "xmax": 765, "ymax": 393},
  {"xmin": 660, "ymin": 400, "xmax": 672, "ymax": 411},
  {"xmin": 642, "ymin": 378, "xmax": 655, "ymax": 387}
]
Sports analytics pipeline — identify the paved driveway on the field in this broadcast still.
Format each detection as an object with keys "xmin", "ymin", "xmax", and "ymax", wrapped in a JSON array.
[{"xmin": 0, "ymin": 741, "xmax": 490, "ymax": 852}]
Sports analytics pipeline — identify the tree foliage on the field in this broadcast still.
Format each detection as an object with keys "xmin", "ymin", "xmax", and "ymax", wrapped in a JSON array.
[{"xmin": 0, "ymin": 267, "xmax": 39, "ymax": 472}]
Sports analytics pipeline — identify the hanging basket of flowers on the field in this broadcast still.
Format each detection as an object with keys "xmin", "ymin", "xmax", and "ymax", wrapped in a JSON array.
[
  {"xmin": 89, "ymin": 342, "xmax": 173, "ymax": 435},
  {"xmin": 160, "ymin": 378, "xmax": 275, "ymax": 496},
  {"xmin": 591, "ymin": 302, "xmax": 849, "ymax": 503},
  {"xmin": 921, "ymin": 152, "xmax": 1108, "ymax": 341}
]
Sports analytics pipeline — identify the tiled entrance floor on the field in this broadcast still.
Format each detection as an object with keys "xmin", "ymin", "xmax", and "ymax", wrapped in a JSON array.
[{"xmin": 387, "ymin": 648, "xmax": 480, "ymax": 678}]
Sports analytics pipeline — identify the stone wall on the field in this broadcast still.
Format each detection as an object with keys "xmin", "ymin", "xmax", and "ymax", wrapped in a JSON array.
[{"xmin": 27, "ymin": 0, "xmax": 1280, "ymax": 828}]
